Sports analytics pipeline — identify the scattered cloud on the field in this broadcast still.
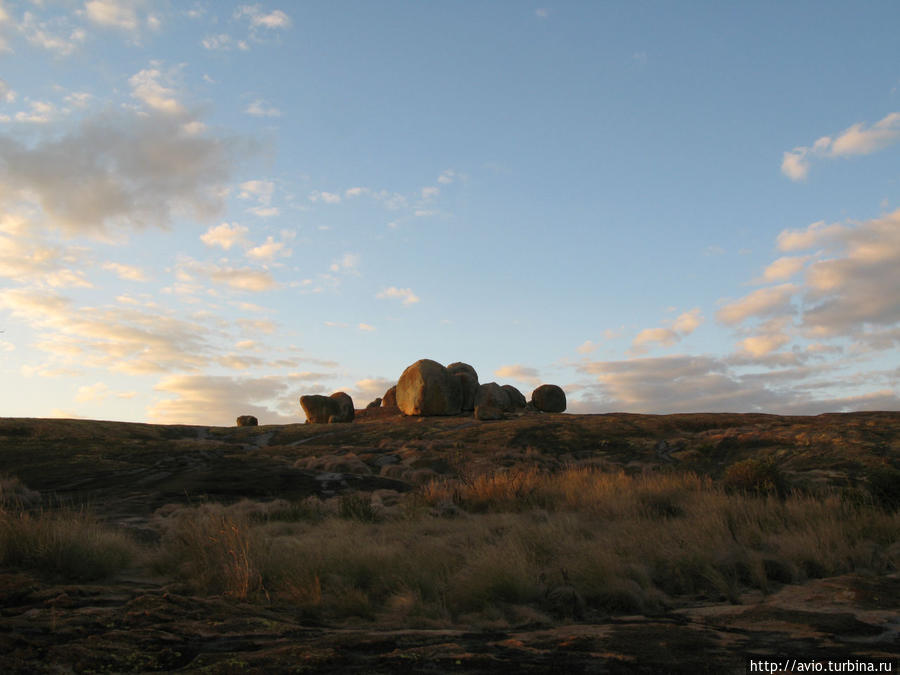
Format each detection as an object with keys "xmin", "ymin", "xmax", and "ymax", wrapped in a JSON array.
[
  {"xmin": 201, "ymin": 222, "xmax": 249, "ymax": 250},
  {"xmin": 494, "ymin": 364, "xmax": 541, "ymax": 385},
  {"xmin": 631, "ymin": 308, "xmax": 703, "ymax": 354},
  {"xmin": 20, "ymin": 11, "xmax": 85, "ymax": 56},
  {"xmin": 246, "ymin": 235, "xmax": 290, "ymax": 261},
  {"xmin": 103, "ymin": 261, "xmax": 149, "ymax": 282},
  {"xmin": 358, "ymin": 323, "xmax": 375, "ymax": 332},
  {"xmin": 85, "ymin": 0, "xmax": 141, "ymax": 31},
  {"xmin": 329, "ymin": 252, "xmax": 359, "ymax": 273},
  {"xmin": 309, "ymin": 190, "xmax": 340, "ymax": 204},
  {"xmin": 245, "ymin": 99, "xmax": 281, "ymax": 117},
  {"xmin": 149, "ymin": 373, "xmax": 300, "ymax": 425},
  {"xmin": 0, "ymin": 78, "xmax": 14, "ymax": 103},
  {"xmin": 206, "ymin": 264, "xmax": 278, "ymax": 292},
  {"xmin": 202, "ymin": 33, "xmax": 248, "ymax": 51},
  {"xmin": 376, "ymin": 286, "xmax": 420, "ymax": 305},
  {"xmin": 716, "ymin": 284, "xmax": 796, "ymax": 326},
  {"xmin": 782, "ymin": 112, "xmax": 900, "ymax": 181},
  {"xmin": 421, "ymin": 186, "xmax": 439, "ymax": 199},
  {"xmin": 756, "ymin": 255, "xmax": 810, "ymax": 283},
  {"xmin": 129, "ymin": 66, "xmax": 184, "ymax": 115},
  {"xmin": 234, "ymin": 5, "xmax": 292, "ymax": 30},
  {"xmin": 14, "ymin": 100, "xmax": 55, "ymax": 124},
  {"xmin": 0, "ymin": 108, "xmax": 235, "ymax": 236}
]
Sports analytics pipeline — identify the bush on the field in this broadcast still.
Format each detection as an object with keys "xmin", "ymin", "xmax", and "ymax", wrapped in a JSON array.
[
  {"xmin": 865, "ymin": 465, "xmax": 900, "ymax": 511},
  {"xmin": 723, "ymin": 458, "xmax": 788, "ymax": 498}
]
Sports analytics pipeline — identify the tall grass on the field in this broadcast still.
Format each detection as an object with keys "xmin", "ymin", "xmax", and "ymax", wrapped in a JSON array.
[
  {"xmin": 150, "ymin": 468, "xmax": 900, "ymax": 626},
  {"xmin": 0, "ymin": 504, "xmax": 136, "ymax": 580}
]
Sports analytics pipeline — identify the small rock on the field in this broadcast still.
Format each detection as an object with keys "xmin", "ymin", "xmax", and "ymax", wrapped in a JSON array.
[{"xmin": 235, "ymin": 415, "xmax": 258, "ymax": 427}]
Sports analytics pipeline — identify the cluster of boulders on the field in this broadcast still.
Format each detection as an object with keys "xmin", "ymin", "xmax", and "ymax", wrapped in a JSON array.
[{"xmin": 297, "ymin": 358, "xmax": 566, "ymax": 424}]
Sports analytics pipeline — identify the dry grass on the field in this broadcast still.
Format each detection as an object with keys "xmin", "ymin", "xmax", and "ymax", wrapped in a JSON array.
[
  {"xmin": 0, "ymin": 504, "xmax": 136, "ymax": 581},
  {"xmin": 149, "ymin": 468, "xmax": 900, "ymax": 626}
]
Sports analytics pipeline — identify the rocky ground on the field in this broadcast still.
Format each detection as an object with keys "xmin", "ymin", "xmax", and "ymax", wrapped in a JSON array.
[{"xmin": 1, "ymin": 410, "xmax": 898, "ymax": 673}]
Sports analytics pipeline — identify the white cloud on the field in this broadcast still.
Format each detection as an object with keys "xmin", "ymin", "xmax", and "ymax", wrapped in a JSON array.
[
  {"xmin": 201, "ymin": 222, "xmax": 249, "ymax": 250},
  {"xmin": 0, "ymin": 231, "xmax": 92, "ymax": 287},
  {"xmin": 15, "ymin": 100, "xmax": 55, "ymax": 124},
  {"xmin": 206, "ymin": 264, "xmax": 278, "ymax": 292},
  {"xmin": 330, "ymin": 252, "xmax": 359, "ymax": 273},
  {"xmin": 149, "ymin": 374, "xmax": 300, "ymax": 425},
  {"xmin": 202, "ymin": 34, "xmax": 248, "ymax": 51},
  {"xmin": 238, "ymin": 180, "xmax": 274, "ymax": 204},
  {"xmin": 494, "ymin": 364, "xmax": 541, "ymax": 385},
  {"xmin": 245, "ymin": 99, "xmax": 281, "ymax": 117},
  {"xmin": 358, "ymin": 323, "xmax": 375, "ymax": 332},
  {"xmin": 234, "ymin": 5, "xmax": 292, "ymax": 29},
  {"xmin": 376, "ymin": 286, "xmax": 420, "ymax": 305},
  {"xmin": 421, "ymin": 186, "xmax": 439, "ymax": 199},
  {"xmin": 246, "ymin": 236, "xmax": 290, "ymax": 261},
  {"xmin": 129, "ymin": 67, "xmax": 184, "ymax": 115},
  {"xmin": 437, "ymin": 169, "xmax": 455, "ymax": 184},
  {"xmin": 0, "ymin": 78, "xmax": 14, "ymax": 103},
  {"xmin": 576, "ymin": 340, "xmax": 599, "ymax": 354},
  {"xmin": 782, "ymin": 112, "xmax": 900, "ymax": 181},
  {"xmin": 0, "ymin": 287, "xmax": 212, "ymax": 375},
  {"xmin": 0, "ymin": 108, "xmax": 234, "ymax": 236},
  {"xmin": 738, "ymin": 333, "xmax": 791, "ymax": 358},
  {"xmin": 103, "ymin": 261, "xmax": 149, "ymax": 281},
  {"xmin": 631, "ymin": 308, "xmax": 703, "ymax": 354},
  {"xmin": 757, "ymin": 255, "xmax": 810, "ymax": 283},
  {"xmin": 85, "ymin": 0, "xmax": 141, "ymax": 31},
  {"xmin": 309, "ymin": 190, "xmax": 340, "ymax": 204},
  {"xmin": 20, "ymin": 11, "xmax": 86, "ymax": 56},
  {"xmin": 716, "ymin": 284, "xmax": 796, "ymax": 325}
]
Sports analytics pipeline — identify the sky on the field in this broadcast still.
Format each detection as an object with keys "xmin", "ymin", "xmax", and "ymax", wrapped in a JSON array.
[{"xmin": 0, "ymin": 0, "xmax": 898, "ymax": 425}]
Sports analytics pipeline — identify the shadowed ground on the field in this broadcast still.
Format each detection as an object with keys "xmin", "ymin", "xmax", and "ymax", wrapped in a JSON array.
[{"xmin": 0, "ymin": 411, "xmax": 898, "ymax": 673}]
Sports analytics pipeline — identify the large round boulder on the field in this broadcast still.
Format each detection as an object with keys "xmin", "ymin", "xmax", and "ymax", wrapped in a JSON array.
[
  {"xmin": 396, "ymin": 359, "xmax": 462, "ymax": 416},
  {"xmin": 475, "ymin": 382, "xmax": 512, "ymax": 419},
  {"xmin": 300, "ymin": 392, "xmax": 355, "ymax": 424},
  {"xmin": 381, "ymin": 385, "xmax": 398, "ymax": 408},
  {"xmin": 236, "ymin": 415, "xmax": 258, "ymax": 427},
  {"xmin": 501, "ymin": 385, "xmax": 527, "ymax": 410},
  {"xmin": 447, "ymin": 362, "xmax": 479, "ymax": 411},
  {"xmin": 531, "ymin": 384, "xmax": 566, "ymax": 413},
  {"xmin": 329, "ymin": 391, "xmax": 355, "ymax": 422}
]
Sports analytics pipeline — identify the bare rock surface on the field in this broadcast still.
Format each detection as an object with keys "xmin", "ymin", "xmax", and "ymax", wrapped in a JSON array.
[{"xmin": 396, "ymin": 359, "xmax": 462, "ymax": 416}]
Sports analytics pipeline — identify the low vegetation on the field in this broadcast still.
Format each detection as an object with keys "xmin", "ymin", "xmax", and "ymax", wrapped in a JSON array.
[{"xmin": 79, "ymin": 467, "xmax": 891, "ymax": 627}]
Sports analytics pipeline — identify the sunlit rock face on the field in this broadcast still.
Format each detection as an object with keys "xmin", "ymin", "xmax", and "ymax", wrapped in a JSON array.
[
  {"xmin": 381, "ymin": 386, "xmax": 398, "ymax": 408},
  {"xmin": 531, "ymin": 384, "xmax": 567, "ymax": 413},
  {"xmin": 299, "ymin": 391, "xmax": 355, "ymax": 423},
  {"xmin": 396, "ymin": 359, "xmax": 462, "ymax": 416}
]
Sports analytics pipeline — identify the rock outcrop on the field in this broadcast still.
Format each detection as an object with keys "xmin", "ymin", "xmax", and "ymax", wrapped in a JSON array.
[
  {"xmin": 475, "ymin": 382, "xmax": 513, "ymax": 420},
  {"xmin": 447, "ymin": 362, "xmax": 479, "ymax": 411},
  {"xmin": 396, "ymin": 359, "xmax": 462, "ymax": 416},
  {"xmin": 300, "ymin": 392, "xmax": 356, "ymax": 424},
  {"xmin": 235, "ymin": 415, "xmax": 258, "ymax": 427},
  {"xmin": 531, "ymin": 384, "xmax": 566, "ymax": 413},
  {"xmin": 502, "ymin": 385, "xmax": 527, "ymax": 410},
  {"xmin": 382, "ymin": 385, "xmax": 398, "ymax": 408},
  {"xmin": 366, "ymin": 398, "xmax": 382, "ymax": 409}
]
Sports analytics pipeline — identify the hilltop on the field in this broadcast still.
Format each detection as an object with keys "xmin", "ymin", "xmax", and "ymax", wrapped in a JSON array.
[{"xmin": 0, "ymin": 411, "xmax": 898, "ymax": 673}]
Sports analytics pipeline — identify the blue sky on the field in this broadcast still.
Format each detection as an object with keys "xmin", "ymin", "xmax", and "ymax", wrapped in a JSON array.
[{"xmin": 0, "ymin": 1, "xmax": 898, "ymax": 424}]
